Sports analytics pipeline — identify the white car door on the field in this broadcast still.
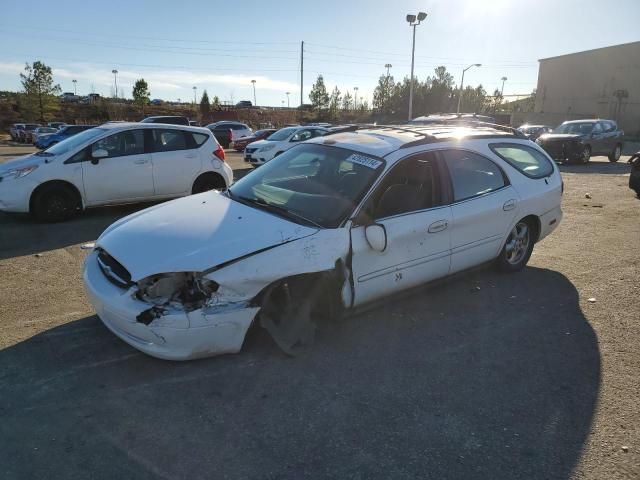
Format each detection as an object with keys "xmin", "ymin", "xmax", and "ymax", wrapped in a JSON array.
[
  {"xmin": 439, "ymin": 149, "xmax": 519, "ymax": 273},
  {"xmin": 150, "ymin": 128, "xmax": 201, "ymax": 196},
  {"xmin": 350, "ymin": 152, "xmax": 452, "ymax": 306},
  {"xmin": 81, "ymin": 129, "xmax": 154, "ymax": 205}
]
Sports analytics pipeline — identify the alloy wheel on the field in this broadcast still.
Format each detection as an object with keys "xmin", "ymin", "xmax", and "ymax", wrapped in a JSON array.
[{"xmin": 505, "ymin": 222, "xmax": 530, "ymax": 265}]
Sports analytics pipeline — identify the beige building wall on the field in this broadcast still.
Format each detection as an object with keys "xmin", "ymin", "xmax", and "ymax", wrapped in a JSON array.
[{"xmin": 531, "ymin": 41, "xmax": 640, "ymax": 134}]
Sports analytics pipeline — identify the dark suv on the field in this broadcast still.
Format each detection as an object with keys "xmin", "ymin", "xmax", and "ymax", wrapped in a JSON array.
[{"xmin": 536, "ymin": 119, "xmax": 624, "ymax": 164}]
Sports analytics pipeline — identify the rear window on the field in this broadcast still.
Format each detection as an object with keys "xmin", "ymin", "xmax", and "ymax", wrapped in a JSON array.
[
  {"xmin": 490, "ymin": 143, "xmax": 554, "ymax": 179},
  {"xmin": 153, "ymin": 129, "xmax": 187, "ymax": 152}
]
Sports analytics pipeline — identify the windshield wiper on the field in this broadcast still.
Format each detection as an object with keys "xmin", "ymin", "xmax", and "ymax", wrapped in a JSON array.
[{"xmin": 236, "ymin": 195, "xmax": 322, "ymax": 228}]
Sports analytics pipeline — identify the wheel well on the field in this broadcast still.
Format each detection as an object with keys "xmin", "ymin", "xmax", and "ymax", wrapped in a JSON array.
[
  {"xmin": 29, "ymin": 180, "xmax": 83, "ymax": 214},
  {"xmin": 521, "ymin": 214, "xmax": 541, "ymax": 243},
  {"xmin": 192, "ymin": 171, "xmax": 226, "ymax": 192}
]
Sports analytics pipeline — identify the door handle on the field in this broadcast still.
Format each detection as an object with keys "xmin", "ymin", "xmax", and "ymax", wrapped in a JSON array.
[
  {"xmin": 503, "ymin": 199, "xmax": 517, "ymax": 211},
  {"xmin": 428, "ymin": 220, "xmax": 448, "ymax": 233},
  {"xmin": 133, "ymin": 159, "xmax": 148, "ymax": 165}
]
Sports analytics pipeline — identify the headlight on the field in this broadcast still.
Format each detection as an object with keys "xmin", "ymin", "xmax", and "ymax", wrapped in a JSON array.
[
  {"xmin": 6, "ymin": 165, "xmax": 38, "ymax": 179},
  {"xmin": 136, "ymin": 272, "xmax": 219, "ymax": 311},
  {"xmin": 260, "ymin": 144, "xmax": 276, "ymax": 152}
]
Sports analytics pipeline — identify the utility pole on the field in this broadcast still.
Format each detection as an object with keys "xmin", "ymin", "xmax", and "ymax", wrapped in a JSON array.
[
  {"xmin": 286, "ymin": 91, "xmax": 290, "ymax": 108},
  {"xmin": 300, "ymin": 41, "xmax": 304, "ymax": 107},
  {"xmin": 251, "ymin": 79, "xmax": 257, "ymax": 106},
  {"xmin": 354, "ymin": 87, "xmax": 358, "ymax": 110},
  {"xmin": 72, "ymin": 79, "xmax": 77, "ymax": 95},
  {"xmin": 111, "ymin": 69, "xmax": 118, "ymax": 98}
]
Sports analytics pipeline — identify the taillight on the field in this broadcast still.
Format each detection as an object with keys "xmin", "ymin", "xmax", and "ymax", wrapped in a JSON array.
[{"xmin": 213, "ymin": 145, "xmax": 225, "ymax": 162}]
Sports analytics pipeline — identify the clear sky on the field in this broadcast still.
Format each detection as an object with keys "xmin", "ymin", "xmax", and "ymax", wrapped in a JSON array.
[{"xmin": 0, "ymin": 0, "xmax": 638, "ymax": 107}]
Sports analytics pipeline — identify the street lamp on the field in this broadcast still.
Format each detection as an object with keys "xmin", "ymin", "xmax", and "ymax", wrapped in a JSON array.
[
  {"xmin": 72, "ymin": 79, "xmax": 77, "ymax": 95},
  {"xmin": 385, "ymin": 63, "xmax": 392, "ymax": 77},
  {"xmin": 456, "ymin": 63, "xmax": 481, "ymax": 114},
  {"xmin": 193, "ymin": 86, "xmax": 197, "ymax": 105},
  {"xmin": 251, "ymin": 79, "xmax": 256, "ymax": 106},
  {"xmin": 286, "ymin": 91, "xmax": 290, "ymax": 108},
  {"xmin": 111, "ymin": 69, "xmax": 118, "ymax": 98},
  {"xmin": 500, "ymin": 76, "xmax": 508, "ymax": 96},
  {"xmin": 406, "ymin": 11, "xmax": 427, "ymax": 121},
  {"xmin": 354, "ymin": 86, "xmax": 358, "ymax": 109}
]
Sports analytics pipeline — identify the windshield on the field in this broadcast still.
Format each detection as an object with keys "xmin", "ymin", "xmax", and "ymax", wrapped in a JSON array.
[
  {"xmin": 554, "ymin": 122, "xmax": 594, "ymax": 135},
  {"xmin": 267, "ymin": 127, "xmax": 297, "ymax": 141},
  {"xmin": 228, "ymin": 143, "xmax": 384, "ymax": 228},
  {"xmin": 44, "ymin": 127, "xmax": 104, "ymax": 156}
]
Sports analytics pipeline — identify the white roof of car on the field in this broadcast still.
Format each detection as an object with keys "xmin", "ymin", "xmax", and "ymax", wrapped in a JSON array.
[{"xmin": 307, "ymin": 123, "xmax": 524, "ymax": 158}]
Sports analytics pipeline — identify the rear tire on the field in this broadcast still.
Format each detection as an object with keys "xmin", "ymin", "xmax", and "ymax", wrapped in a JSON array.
[
  {"xmin": 608, "ymin": 144, "xmax": 622, "ymax": 162},
  {"xmin": 192, "ymin": 173, "xmax": 226, "ymax": 194},
  {"xmin": 581, "ymin": 145, "xmax": 591, "ymax": 164},
  {"xmin": 496, "ymin": 219, "xmax": 536, "ymax": 273},
  {"xmin": 31, "ymin": 184, "xmax": 80, "ymax": 222}
]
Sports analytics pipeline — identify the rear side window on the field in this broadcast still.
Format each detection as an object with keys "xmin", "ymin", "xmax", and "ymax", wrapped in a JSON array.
[
  {"xmin": 442, "ymin": 150, "xmax": 507, "ymax": 202},
  {"xmin": 153, "ymin": 129, "xmax": 187, "ymax": 152},
  {"xmin": 490, "ymin": 143, "xmax": 554, "ymax": 179},
  {"xmin": 190, "ymin": 132, "xmax": 210, "ymax": 147}
]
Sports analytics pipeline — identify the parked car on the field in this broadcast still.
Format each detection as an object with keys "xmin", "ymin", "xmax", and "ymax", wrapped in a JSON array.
[
  {"xmin": 34, "ymin": 125, "xmax": 98, "ymax": 150},
  {"xmin": 82, "ymin": 123, "xmax": 563, "ymax": 360},
  {"xmin": 410, "ymin": 113, "xmax": 496, "ymax": 125},
  {"xmin": 628, "ymin": 151, "xmax": 640, "ymax": 197},
  {"xmin": 47, "ymin": 122, "xmax": 67, "ymax": 129},
  {"xmin": 61, "ymin": 92, "xmax": 80, "ymax": 103},
  {"xmin": 0, "ymin": 123, "xmax": 231, "ymax": 222},
  {"xmin": 189, "ymin": 120, "xmax": 200, "ymax": 127},
  {"xmin": 517, "ymin": 124, "xmax": 553, "ymax": 140},
  {"xmin": 140, "ymin": 116, "xmax": 190, "ymax": 126},
  {"xmin": 30, "ymin": 127, "xmax": 58, "ymax": 144},
  {"xmin": 536, "ymin": 119, "xmax": 624, "ymax": 164},
  {"xmin": 244, "ymin": 126, "xmax": 329, "ymax": 166},
  {"xmin": 235, "ymin": 100, "xmax": 252, "ymax": 108},
  {"xmin": 17, "ymin": 124, "xmax": 41, "ymax": 143},
  {"xmin": 9, "ymin": 123, "xmax": 25, "ymax": 141},
  {"xmin": 232, "ymin": 128, "xmax": 277, "ymax": 152},
  {"xmin": 207, "ymin": 121, "xmax": 253, "ymax": 149},
  {"xmin": 150, "ymin": 99, "xmax": 164, "ymax": 106}
]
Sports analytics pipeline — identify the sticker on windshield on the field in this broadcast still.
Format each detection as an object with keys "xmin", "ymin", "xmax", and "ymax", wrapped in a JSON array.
[{"xmin": 345, "ymin": 153, "xmax": 382, "ymax": 169}]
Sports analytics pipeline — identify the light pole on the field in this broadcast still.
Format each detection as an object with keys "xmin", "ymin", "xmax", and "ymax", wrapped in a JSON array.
[
  {"xmin": 111, "ymin": 69, "xmax": 118, "ymax": 98},
  {"xmin": 193, "ymin": 86, "xmax": 197, "ymax": 105},
  {"xmin": 456, "ymin": 63, "xmax": 481, "ymax": 115},
  {"xmin": 354, "ymin": 86, "xmax": 358, "ymax": 109},
  {"xmin": 286, "ymin": 91, "xmax": 290, "ymax": 108},
  {"xmin": 281, "ymin": 100, "xmax": 285, "ymax": 108},
  {"xmin": 251, "ymin": 79, "xmax": 256, "ymax": 106},
  {"xmin": 72, "ymin": 79, "xmax": 77, "ymax": 95},
  {"xmin": 406, "ymin": 11, "xmax": 427, "ymax": 121},
  {"xmin": 383, "ymin": 64, "xmax": 392, "ymax": 112},
  {"xmin": 500, "ymin": 76, "xmax": 508, "ymax": 96},
  {"xmin": 385, "ymin": 63, "xmax": 392, "ymax": 77}
]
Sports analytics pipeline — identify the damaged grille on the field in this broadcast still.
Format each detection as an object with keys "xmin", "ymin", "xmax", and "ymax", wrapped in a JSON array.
[{"xmin": 97, "ymin": 248, "xmax": 133, "ymax": 289}]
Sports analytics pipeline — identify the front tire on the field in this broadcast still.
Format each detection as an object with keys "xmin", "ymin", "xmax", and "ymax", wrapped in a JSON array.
[
  {"xmin": 496, "ymin": 220, "xmax": 535, "ymax": 273},
  {"xmin": 609, "ymin": 144, "xmax": 622, "ymax": 162},
  {"xmin": 581, "ymin": 145, "xmax": 591, "ymax": 164},
  {"xmin": 31, "ymin": 184, "xmax": 80, "ymax": 222},
  {"xmin": 192, "ymin": 173, "xmax": 226, "ymax": 194}
]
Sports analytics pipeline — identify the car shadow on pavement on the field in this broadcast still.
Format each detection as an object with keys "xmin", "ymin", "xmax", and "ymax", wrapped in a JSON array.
[
  {"xmin": 0, "ymin": 203, "xmax": 159, "ymax": 260},
  {"xmin": 558, "ymin": 159, "xmax": 631, "ymax": 175},
  {"xmin": 0, "ymin": 266, "xmax": 599, "ymax": 479}
]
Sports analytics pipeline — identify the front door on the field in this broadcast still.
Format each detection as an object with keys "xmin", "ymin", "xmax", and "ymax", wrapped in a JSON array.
[
  {"xmin": 350, "ymin": 153, "xmax": 452, "ymax": 306},
  {"xmin": 81, "ymin": 129, "xmax": 154, "ymax": 205},
  {"xmin": 439, "ymin": 149, "xmax": 519, "ymax": 273}
]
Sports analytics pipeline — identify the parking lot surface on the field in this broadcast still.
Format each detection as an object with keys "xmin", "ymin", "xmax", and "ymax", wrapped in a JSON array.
[{"xmin": 1, "ymin": 144, "xmax": 639, "ymax": 479}]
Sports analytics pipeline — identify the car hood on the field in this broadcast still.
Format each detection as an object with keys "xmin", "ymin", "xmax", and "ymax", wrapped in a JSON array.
[
  {"xmin": 248, "ymin": 139, "xmax": 271, "ymax": 149},
  {"xmin": 0, "ymin": 153, "xmax": 47, "ymax": 174},
  {"xmin": 538, "ymin": 133, "xmax": 584, "ymax": 141},
  {"xmin": 96, "ymin": 191, "xmax": 318, "ymax": 281}
]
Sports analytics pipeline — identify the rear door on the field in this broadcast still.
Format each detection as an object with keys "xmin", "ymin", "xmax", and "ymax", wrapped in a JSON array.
[
  {"xmin": 150, "ymin": 128, "xmax": 201, "ymax": 196},
  {"xmin": 81, "ymin": 129, "xmax": 154, "ymax": 204},
  {"xmin": 350, "ymin": 152, "xmax": 452, "ymax": 306},
  {"xmin": 439, "ymin": 149, "xmax": 519, "ymax": 273}
]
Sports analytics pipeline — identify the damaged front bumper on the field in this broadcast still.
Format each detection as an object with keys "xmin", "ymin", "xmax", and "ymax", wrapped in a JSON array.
[{"xmin": 83, "ymin": 251, "xmax": 259, "ymax": 360}]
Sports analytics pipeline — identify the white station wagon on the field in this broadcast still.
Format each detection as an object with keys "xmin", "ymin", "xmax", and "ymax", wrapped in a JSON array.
[
  {"xmin": 0, "ymin": 123, "xmax": 232, "ymax": 221},
  {"xmin": 83, "ymin": 123, "xmax": 563, "ymax": 360}
]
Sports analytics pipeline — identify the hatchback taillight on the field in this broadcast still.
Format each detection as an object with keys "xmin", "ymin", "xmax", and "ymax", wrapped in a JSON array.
[{"xmin": 213, "ymin": 145, "xmax": 225, "ymax": 162}]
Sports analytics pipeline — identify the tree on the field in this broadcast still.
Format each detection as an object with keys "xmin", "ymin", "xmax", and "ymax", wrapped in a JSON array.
[
  {"xmin": 132, "ymin": 78, "xmax": 150, "ymax": 113},
  {"xmin": 328, "ymin": 86, "xmax": 341, "ymax": 119},
  {"xmin": 212, "ymin": 95, "xmax": 220, "ymax": 110},
  {"xmin": 373, "ymin": 74, "xmax": 395, "ymax": 113},
  {"xmin": 341, "ymin": 91, "xmax": 353, "ymax": 110},
  {"xmin": 200, "ymin": 90, "xmax": 211, "ymax": 115},
  {"xmin": 19, "ymin": 61, "xmax": 61, "ymax": 122},
  {"xmin": 309, "ymin": 74, "xmax": 329, "ymax": 110}
]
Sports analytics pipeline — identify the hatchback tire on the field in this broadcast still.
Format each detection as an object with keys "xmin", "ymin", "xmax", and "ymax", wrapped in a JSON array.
[
  {"xmin": 609, "ymin": 144, "xmax": 622, "ymax": 162},
  {"xmin": 32, "ymin": 184, "xmax": 80, "ymax": 222},
  {"xmin": 496, "ymin": 219, "xmax": 535, "ymax": 273},
  {"xmin": 192, "ymin": 173, "xmax": 226, "ymax": 194}
]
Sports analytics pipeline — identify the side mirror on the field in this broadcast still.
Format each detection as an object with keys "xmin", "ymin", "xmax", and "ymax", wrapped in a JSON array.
[
  {"xmin": 365, "ymin": 224, "xmax": 387, "ymax": 252},
  {"xmin": 91, "ymin": 148, "xmax": 108, "ymax": 164}
]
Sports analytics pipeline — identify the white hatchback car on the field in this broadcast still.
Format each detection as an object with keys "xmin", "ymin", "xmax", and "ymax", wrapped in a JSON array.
[
  {"xmin": 83, "ymin": 123, "xmax": 563, "ymax": 360},
  {"xmin": 0, "ymin": 123, "xmax": 232, "ymax": 221},
  {"xmin": 244, "ymin": 126, "xmax": 329, "ymax": 166}
]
